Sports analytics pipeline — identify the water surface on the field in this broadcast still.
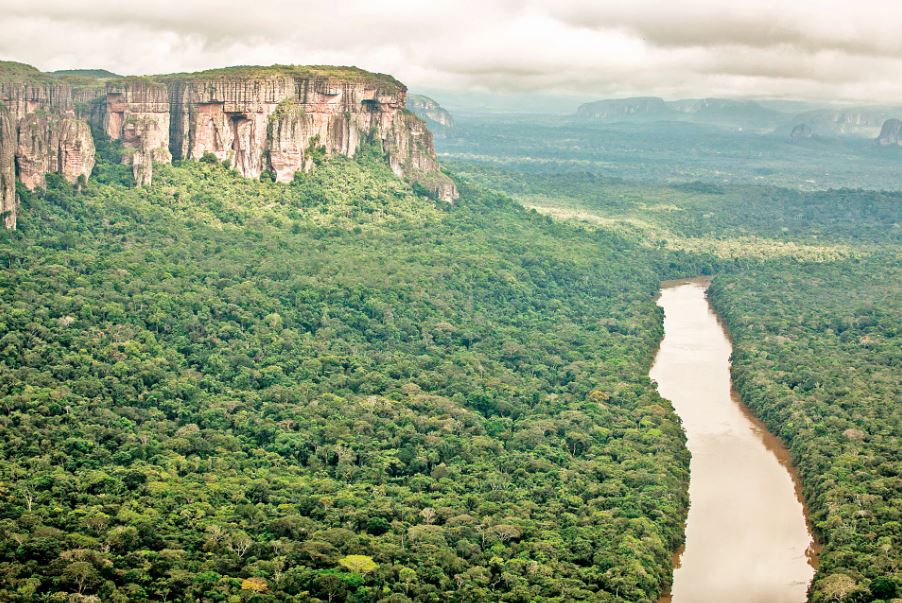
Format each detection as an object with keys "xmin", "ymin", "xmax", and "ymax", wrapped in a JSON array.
[{"xmin": 652, "ymin": 279, "xmax": 816, "ymax": 603}]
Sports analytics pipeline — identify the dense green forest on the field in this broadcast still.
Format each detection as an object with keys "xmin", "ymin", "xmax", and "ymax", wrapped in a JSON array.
[
  {"xmin": 0, "ymin": 144, "xmax": 691, "ymax": 601},
  {"xmin": 447, "ymin": 149, "xmax": 900, "ymax": 602},
  {"xmin": 1, "ymin": 101, "xmax": 899, "ymax": 603}
]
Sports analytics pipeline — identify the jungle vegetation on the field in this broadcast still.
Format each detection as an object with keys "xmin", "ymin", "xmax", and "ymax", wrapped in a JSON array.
[
  {"xmin": 0, "ymin": 144, "xmax": 690, "ymax": 602},
  {"xmin": 0, "ymin": 108, "xmax": 899, "ymax": 603},
  {"xmin": 446, "ymin": 134, "xmax": 900, "ymax": 603}
]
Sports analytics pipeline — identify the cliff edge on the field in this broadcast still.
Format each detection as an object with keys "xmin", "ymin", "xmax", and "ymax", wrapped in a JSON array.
[
  {"xmin": 876, "ymin": 118, "xmax": 902, "ymax": 146},
  {"xmin": 0, "ymin": 62, "xmax": 457, "ymax": 229},
  {"xmin": 407, "ymin": 94, "xmax": 454, "ymax": 137}
]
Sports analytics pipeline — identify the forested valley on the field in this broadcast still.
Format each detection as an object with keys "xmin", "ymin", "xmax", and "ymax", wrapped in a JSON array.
[
  {"xmin": 0, "ymin": 141, "xmax": 692, "ymax": 602},
  {"xmin": 0, "ymin": 78, "xmax": 899, "ymax": 603},
  {"xmin": 444, "ymin": 122, "xmax": 900, "ymax": 602}
]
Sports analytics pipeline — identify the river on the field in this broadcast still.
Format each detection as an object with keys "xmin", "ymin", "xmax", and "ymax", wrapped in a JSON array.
[{"xmin": 652, "ymin": 278, "xmax": 817, "ymax": 603}]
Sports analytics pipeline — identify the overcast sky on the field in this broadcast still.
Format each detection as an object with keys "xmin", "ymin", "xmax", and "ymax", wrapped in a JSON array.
[{"xmin": 3, "ymin": 0, "xmax": 902, "ymax": 103}]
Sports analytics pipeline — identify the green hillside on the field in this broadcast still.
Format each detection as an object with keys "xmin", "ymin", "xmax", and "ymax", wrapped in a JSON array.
[{"xmin": 0, "ymin": 144, "xmax": 689, "ymax": 602}]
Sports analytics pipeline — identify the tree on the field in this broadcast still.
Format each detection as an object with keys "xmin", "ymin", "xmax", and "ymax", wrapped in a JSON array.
[
  {"xmin": 338, "ymin": 555, "xmax": 378, "ymax": 575},
  {"xmin": 62, "ymin": 561, "xmax": 99, "ymax": 594},
  {"xmin": 240, "ymin": 577, "xmax": 268, "ymax": 593}
]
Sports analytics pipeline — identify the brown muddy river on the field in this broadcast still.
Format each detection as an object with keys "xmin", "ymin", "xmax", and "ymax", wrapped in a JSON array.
[{"xmin": 652, "ymin": 279, "xmax": 817, "ymax": 603}]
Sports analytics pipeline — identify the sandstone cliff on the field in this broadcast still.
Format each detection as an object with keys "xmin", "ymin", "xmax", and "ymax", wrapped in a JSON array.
[
  {"xmin": 102, "ymin": 80, "xmax": 172, "ymax": 186},
  {"xmin": 0, "ymin": 62, "xmax": 457, "ymax": 228},
  {"xmin": 876, "ymin": 118, "xmax": 902, "ymax": 146},
  {"xmin": 0, "ymin": 104, "xmax": 15, "ymax": 229},
  {"xmin": 160, "ymin": 68, "xmax": 455, "ymax": 202},
  {"xmin": 16, "ymin": 113, "xmax": 95, "ymax": 190},
  {"xmin": 407, "ymin": 94, "xmax": 454, "ymax": 136},
  {"xmin": 0, "ymin": 62, "xmax": 102, "ymax": 228}
]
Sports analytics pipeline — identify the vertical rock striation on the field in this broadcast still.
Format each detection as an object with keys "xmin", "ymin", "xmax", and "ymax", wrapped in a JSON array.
[
  {"xmin": 161, "ymin": 69, "xmax": 456, "ymax": 201},
  {"xmin": 0, "ymin": 104, "xmax": 16, "ymax": 229},
  {"xmin": 15, "ymin": 113, "xmax": 95, "ymax": 190},
  {"xmin": 102, "ymin": 80, "xmax": 171, "ymax": 186},
  {"xmin": 0, "ymin": 62, "xmax": 103, "ymax": 228},
  {"xmin": 0, "ymin": 62, "xmax": 456, "ymax": 229}
]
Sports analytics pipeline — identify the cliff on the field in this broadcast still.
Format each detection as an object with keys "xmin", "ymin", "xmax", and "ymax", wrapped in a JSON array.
[
  {"xmin": 790, "ymin": 123, "xmax": 814, "ymax": 141},
  {"xmin": 0, "ymin": 62, "xmax": 457, "ymax": 228},
  {"xmin": 407, "ymin": 94, "xmax": 454, "ymax": 136},
  {"xmin": 792, "ymin": 108, "xmax": 899, "ymax": 138},
  {"xmin": 0, "ymin": 104, "xmax": 15, "ymax": 229},
  {"xmin": 101, "ymin": 79, "xmax": 172, "ymax": 186},
  {"xmin": 0, "ymin": 62, "xmax": 102, "ymax": 229},
  {"xmin": 876, "ymin": 118, "xmax": 902, "ymax": 146}
]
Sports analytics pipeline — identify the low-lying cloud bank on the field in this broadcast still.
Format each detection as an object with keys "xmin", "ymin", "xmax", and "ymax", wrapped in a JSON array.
[{"xmin": 3, "ymin": 0, "xmax": 902, "ymax": 102}]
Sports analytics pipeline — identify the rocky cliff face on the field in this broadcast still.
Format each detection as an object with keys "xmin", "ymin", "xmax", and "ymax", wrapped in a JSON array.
[
  {"xmin": 0, "ymin": 62, "xmax": 102, "ymax": 228},
  {"xmin": 158, "ymin": 70, "xmax": 455, "ymax": 201},
  {"xmin": 16, "ymin": 113, "xmax": 95, "ymax": 190},
  {"xmin": 0, "ymin": 104, "xmax": 15, "ymax": 229},
  {"xmin": 876, "ymin": 118, "xmax": 902, "ymax": 146},
  {"xmin": 793, "ymin": 108, "xmax": 898, "ymax": 138},
  {"xmin": 407, "ymin": 94, "xmax": 454, "ymax": 136},
  {"xmin": 102, "ymin": 80, "xmax": 172, "ymax": 186},
  {"xmin": 0, "ymin": 62, "xmax": 457, "ymax": 228},
  {"xmin": 790, "ymin": 123, "xmax": 814, "ymax": 141}
]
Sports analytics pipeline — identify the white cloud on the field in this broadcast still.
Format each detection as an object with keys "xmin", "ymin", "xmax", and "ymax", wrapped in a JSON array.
[{"xmin": 1, "ymin": 0, "xmax": 902, "ymax": 102}]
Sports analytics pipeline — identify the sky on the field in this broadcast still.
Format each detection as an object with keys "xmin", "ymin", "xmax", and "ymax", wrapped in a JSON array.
[{"xmin": 3, "ymin": 0, "xmax": 902, "ymax": 104}]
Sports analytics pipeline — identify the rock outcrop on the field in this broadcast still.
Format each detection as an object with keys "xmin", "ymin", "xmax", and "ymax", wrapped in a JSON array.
[
  {"xmin": 102, "ymin": 80, "xmax": 171, "ymax": 186},
  {"xmin": 16, "ymin": 113, "xmax": 95, "ymax": 190},
  {"xmin": 876, "ymin": 118, "xmax": 902, "ymax": 146},
  {"xmin": 0, "ymin": 62, "xmax": 103, "ymax": 228},
  {"xmin": 407, "ymin": 94, "xmax": 454, "ymax": 136},
  {"xmin": 790, "ymin": 123, "xmax": 814, "ymax": 141},
  {"xmin": 386, "ymin": 111, "xmax": 449, "ymax": 192},
  {"xmin": 0, "ymin": 62, "xmax": 457, "ymax": 228}
]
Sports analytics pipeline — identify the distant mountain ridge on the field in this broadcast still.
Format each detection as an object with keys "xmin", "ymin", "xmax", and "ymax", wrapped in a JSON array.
[
  {"xmin": 577, "ymin": 97, "xmax": 787, "ymax": 131},
  {"xmin": 51, "ymin": 68, "xmax": 120, "ymax": 79},
  {"xmin": 794, "ymin": 108, "xmax": 901, "ymax": 139},
  {"xmin": 577, "ymin": 96, "xmax": 902, "ymax": 138}
]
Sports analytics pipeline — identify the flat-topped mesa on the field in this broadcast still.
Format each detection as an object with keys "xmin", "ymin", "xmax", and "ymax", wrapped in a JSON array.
[
  {"xmin": 406, "ymin": 94, "xmax": 455, "ymax": 134},
  {"xmin": 0, "ymin": 63, "xmax": 457, "ymax": 229},
  {"xmin": 158, "ymin": 67, "xmax": 456, "ymax": 201},
  {"xmin": 0, "ymin": 62, "xmax": 102, "ymax": 227}
]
